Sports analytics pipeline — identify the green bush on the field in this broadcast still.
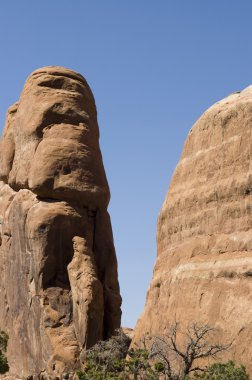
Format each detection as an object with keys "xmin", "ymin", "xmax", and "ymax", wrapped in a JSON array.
[
  {"xmin": 0, "ymin": 352, "xmax": 9, "ymax": 374},
  {"xmin": 190, "ymin": 361, "xmax": 249, "ymax": 380},
  {"xmin": 154, "ymin": 362, "xmax": 165, "ymax": 373},
  {"xmin": 77, "ymin": 347, "xmax": 160, "ymax": 380},
  {"xmin": 0, "ymin": 330, "xmax": 9, "ymax": 374},
  {"xmin": 77, "ymin": 329, "xmax": 131, "ymax": 379},
  {"xmin": 76, "ymin": 329, "xmax": 160, "ymax": 380},
  {"xmin": 126, "ymin": 348, "xmax": 159, "ymax": 379}
]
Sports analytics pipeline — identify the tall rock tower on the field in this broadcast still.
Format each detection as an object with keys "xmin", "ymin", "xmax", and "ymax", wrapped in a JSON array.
[
  {"xmin": 0, "ymin": 66, "xmax": 121, "ymax": 379},
  {"xmin": 133, "ymin": 87, "xmax": 252, "ymax": 372}
]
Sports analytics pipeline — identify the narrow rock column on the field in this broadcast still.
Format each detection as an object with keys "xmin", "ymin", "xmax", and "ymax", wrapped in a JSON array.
[{"xmin": 0, "ymin": 66, "xmax": 121, "ymax": 379}]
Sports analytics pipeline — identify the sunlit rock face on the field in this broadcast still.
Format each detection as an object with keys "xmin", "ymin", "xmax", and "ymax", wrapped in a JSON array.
[
  {"xmin": 0, "ymin": 66, "xmax": 109, "ymax": 209},
  {"xmin": 0, "ymin": 66, "xmax": 121, "ymax": 379},
  {"xmin": 133, "ymin": 87, "xmax": 252, "ymax": 373}
]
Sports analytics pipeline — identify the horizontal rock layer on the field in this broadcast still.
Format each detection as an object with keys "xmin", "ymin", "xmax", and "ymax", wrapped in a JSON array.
[{"xmin": 133, "ymin": 86, "xmax": 252, "ymax": 373}]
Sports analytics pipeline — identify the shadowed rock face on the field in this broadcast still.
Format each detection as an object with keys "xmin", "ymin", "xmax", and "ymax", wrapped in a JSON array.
[
  {"xmin": 133, "ymin": 87, "xmax": 252, "ymax": 373},
  {"xmin": 0, "ymin": 66, "xmax": 121, "ymax": 379}
]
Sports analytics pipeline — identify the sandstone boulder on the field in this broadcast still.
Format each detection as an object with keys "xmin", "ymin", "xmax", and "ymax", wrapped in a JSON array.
[
  {"xmin": 133, "ymin": 87, "xmax": 252, "ymax": 373},
  {"xmin": 0, "ymin": 67, "xmax": 121, "ymax": 379}
]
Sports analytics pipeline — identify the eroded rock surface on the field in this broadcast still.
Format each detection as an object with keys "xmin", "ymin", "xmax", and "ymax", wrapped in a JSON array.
[
  {"xmin": 0, "ymin": 66, "xmax": 121, "ymax": 379},
  {"xmin": 133, "ymin": 87, "xmax": 252, "ymax": 372}
]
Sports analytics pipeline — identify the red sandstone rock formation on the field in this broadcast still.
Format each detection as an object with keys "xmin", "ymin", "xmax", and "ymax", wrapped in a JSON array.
[
  {"xmin": 0, "ymin": 66, "xmax": 121, "ymax": 379},
  {"xmin": 133, "ymin": 87, "xmax": 252, "ymax": 373}
]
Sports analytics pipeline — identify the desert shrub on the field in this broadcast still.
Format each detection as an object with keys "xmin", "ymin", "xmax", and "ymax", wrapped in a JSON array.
[
  {"xmin": 76, "ymin": 324, "xmax": 249, "ymax": 380},
  {"xmin": 0, "ymin": 353, "xmax": 9, "ymax": 374},
  {"xmin": 126, "ymin": 348, "xmax": 159, "ymax": 379},
  {"xmin": 77, "ymin": 329, "xmax": 131, "ymax": 379},
  {"xmin": 82, "ymin": 329, "xmax": 130, "ymax": 372},
  {"xmin": 190, "ymin": 360, "xmax": 249, "ymax": 380},
  {"xmin": 0, "ymin": 330, "xmax": 9, "ymax": 374},
  {"xmin": 76, "ymin": 329, "xmax": 160, "ymax": 379}
]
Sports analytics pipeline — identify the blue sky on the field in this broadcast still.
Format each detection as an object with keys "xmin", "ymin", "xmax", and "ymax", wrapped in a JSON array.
[{"xmin": 0, "ymin": 1, "xmax": 252, "ymax": 328}]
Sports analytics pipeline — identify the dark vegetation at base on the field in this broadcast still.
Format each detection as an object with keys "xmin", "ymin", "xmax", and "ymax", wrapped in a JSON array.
[
  {"xmin": 191, "ymin": 361, "xmax": 249, "ymax": 380},
  {"xmin": 0, "ymin": 326, "xmax": 249, "ymax": 379},
  {"xmin": 0, "ymin": 330, "xmax": 9, "ymax": 374},
  {"xmin": 76, "ymin": 326, "xmax": 249, "ymax": 380}
]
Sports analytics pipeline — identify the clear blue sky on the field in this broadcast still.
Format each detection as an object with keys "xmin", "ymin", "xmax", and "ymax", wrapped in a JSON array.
[{"xmin": 0, "ymin": 1, "xmax": 252, "ymax": 328}]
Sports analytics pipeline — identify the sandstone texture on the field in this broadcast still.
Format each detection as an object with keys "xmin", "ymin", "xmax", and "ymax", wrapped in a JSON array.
[
  {"xmin": 133, "ymin": 87, "xmax": 252, "ymax": 372},
  {"xmin": 0, "ymin": 66, "xmax": 121, "ymax": 379}
]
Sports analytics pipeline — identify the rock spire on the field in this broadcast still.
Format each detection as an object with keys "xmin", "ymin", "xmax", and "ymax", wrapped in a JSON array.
[{"xmin": 0, "ymin": 66, "xmax": 121, "ymax": 379}]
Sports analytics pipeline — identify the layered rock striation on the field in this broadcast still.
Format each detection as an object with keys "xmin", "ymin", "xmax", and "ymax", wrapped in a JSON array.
[
  {"xmin": 133, "ymin": 87, "xmax": 252, "ymax": 371},
  {"xmin": 0, "ymin": 66, "xmax": 121, "ymax": 379}
]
